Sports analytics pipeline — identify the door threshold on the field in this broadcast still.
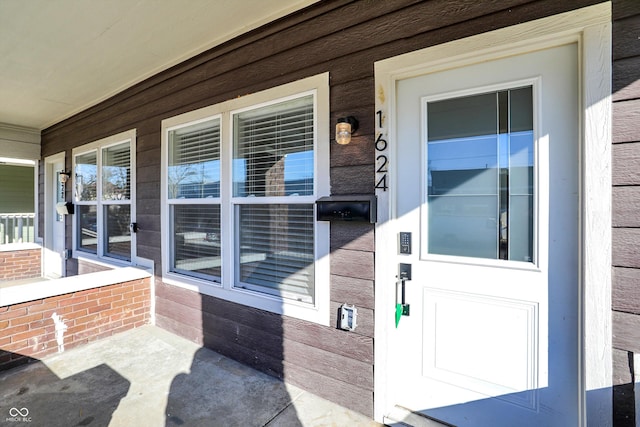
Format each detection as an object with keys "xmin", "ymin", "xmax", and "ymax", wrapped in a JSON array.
[{"xmin": 384, "ymin": 406, "xmax": 456, "ymax": 427}]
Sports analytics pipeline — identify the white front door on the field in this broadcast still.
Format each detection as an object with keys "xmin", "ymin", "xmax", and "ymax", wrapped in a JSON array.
[
  {"xmin": 386, "ymin": 43, "xmax": 579, "ymax": 426},
  {"xmin": 44, "ymin": 154, "xmax": 66, "ymax": 278}
]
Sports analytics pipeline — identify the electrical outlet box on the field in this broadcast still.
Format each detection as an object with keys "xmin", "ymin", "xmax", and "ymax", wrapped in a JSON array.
[{"xmin": 339, "ymin": 303, "xmax": 358, "ymax": 331}]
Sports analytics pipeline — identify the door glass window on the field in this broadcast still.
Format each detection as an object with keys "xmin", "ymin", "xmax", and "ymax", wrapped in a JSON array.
[{"xmin": 426, "ymin": 86, "xmax": 533, "ymax": 262}]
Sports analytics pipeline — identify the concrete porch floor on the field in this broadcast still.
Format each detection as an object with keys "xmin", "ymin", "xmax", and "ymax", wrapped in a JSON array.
[{"xmin": 0, "ymin": 325, "xmax": 381, "ymax": 427}]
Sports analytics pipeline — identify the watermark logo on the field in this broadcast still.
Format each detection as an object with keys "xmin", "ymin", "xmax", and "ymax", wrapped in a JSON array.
[{"xmin": 5, "ymin": 408, "xmax": 31, "ymax": 423}]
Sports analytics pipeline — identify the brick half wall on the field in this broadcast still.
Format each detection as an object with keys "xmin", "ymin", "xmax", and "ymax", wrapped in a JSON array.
[
  {"xmin": 0, "ymin": 277, "xmax": 151, "ymax": 371},
  {"xmin": 0, "ymin": 247, "xmax": 41, "ymax": 281}
]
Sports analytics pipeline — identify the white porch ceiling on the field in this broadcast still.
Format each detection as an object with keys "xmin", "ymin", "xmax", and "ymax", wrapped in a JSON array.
[{"xmin": 0, "ymin": 0, "xmax": 317, "ymax": 131}]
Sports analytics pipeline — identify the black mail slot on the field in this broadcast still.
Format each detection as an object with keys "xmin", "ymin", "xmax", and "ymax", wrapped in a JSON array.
[{"xmin": 316, "ymin": 195, "xmax": 377, "ymax": 223}]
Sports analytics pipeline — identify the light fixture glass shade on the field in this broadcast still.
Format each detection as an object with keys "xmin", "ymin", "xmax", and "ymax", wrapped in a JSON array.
[{"xmin": 336, "ymin": 122, "xmax": 352, "ymax": 145}]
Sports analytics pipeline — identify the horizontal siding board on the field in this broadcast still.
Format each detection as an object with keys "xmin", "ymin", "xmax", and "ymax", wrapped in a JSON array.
[
  {"xmin": 330, "ymin": 222, "xmax": 375, "ymax": 252},
  {"xmin": 330, "ymin": 248, "xmax": 375, "ymax": 280},
  {"xmin": 613, "ymin": 142, "xmax": 640, "ymax": 185},
  {"xmin": 613, "ymin": 99, "xmax": 640, "ymax": 143},
  {"xmin": 613, "ymin": 186, "xmax": 640, "ymax": 227},
  {"xmin": 283, "ymin": 362, "xmax": 374, "ymax": 417},
  {"xmin": 613, "ymin": 14, "xmax": 640, "ymax": 60},
  {"xmin": 331, "ymin": 164, "xmax": 375, "ymax": 195},
  {"xmin": 612, "ymin": 228, "xmax": 640, "ymax": 268},
  {"xmin": 156, "ymin": 281, "xmax": 203, "ymax": 311},
  {"xmin": 196, "ymin": 291, "xmax": 374, "ymax": 363},
  {"xmin": 331, "ymin": 274, "xmax": 375, "ymax": 310},
  {"xmin": 200, "ymin": 309, "xmax": 374, "ymax": 390},
  {"xmin": 613, "ymin": 56, "xmax": 640, "ymax": 102},
  {"xmin": 613, "ymin": 267, "xmax": 640, "ymax": 314},
  {"xmin": 613, "ymin": 310, "xmax": 640, "ymax": 353},
  {"xmin": 613, "ymin": 0, "xmax": 640, "ymax": 20}
]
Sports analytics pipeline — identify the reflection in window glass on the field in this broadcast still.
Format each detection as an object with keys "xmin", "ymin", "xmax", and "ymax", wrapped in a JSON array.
[
  {"xmin": 171, "ymin": 205, "xmax": 221, "ymax": 280},
  {"xmin": 233, "ymin": 95, "xmax": 314, "ymax": 197},
  {"xmin": 102, "ymin": 143, "xmax": 131, "ymax": 200},
  {"xmin": 236, "ymin": 204, "xmax": 315, "ymax": 303},
  {"xmin": 427, "ymin": 86, "xmax": 533, "ymax": 262},
  {"xmin": 75, "ymin": 152, "xmax": 97, "ymax": 201},
  {"xmin": 104, "ymin": 205, "xmax": 130, "ymax": 260},
  {"xmin": 78, "ymin": 205, "xmax": 97, "ymax": 254},
  {"xmin": 168, "ymin": 119, "xmax": 220, "ymax": 199}
]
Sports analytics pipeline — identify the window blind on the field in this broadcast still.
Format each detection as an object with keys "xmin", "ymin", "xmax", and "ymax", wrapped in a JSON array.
[
  {"xmin": 171, "ymin": 204, "xmax": 221, "ymax": 280},
  {"xmin": 169, "ymin": 119, "xmax": 220, "ymax": 199},
  {"xmin": 102, "ymin": 142, "xmax": 131, "ymax": 200},
  {"xmin": 236, "ymin": 204, "xmax": 315, "ymax": 303},
  {"xmin": 233, "ymin": 96, "xmax": 314, "ymax": 197}
]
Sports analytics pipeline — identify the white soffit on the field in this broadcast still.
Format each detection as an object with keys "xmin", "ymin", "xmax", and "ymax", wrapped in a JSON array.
[{"xmin": 0, "ymin": 0, "xmax": 318, "ymax": 130}]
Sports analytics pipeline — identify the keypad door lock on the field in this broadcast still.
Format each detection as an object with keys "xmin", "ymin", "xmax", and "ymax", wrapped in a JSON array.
[{"xmin": 399, "ymin": 232, "xmax": 412, "ymax": 254}]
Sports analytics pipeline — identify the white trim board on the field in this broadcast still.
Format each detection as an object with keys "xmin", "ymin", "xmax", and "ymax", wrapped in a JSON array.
[{"xmin": 373, "ymin": 3, "xmax": 611, "ymax": 426}]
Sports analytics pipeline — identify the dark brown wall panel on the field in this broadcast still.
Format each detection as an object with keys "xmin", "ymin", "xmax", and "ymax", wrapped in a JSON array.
[
  {"xmin": 613, "ymin": 142, "xmax": 640, "ymax": 186},
  {"xmin": 613, "ymin": 228, "xmax": 640, "ymax": 268},
  {"xmin": 613, "ymin": 186, "xmax": 640, "ymax": 227},
  {"xmin": 613, "ymin": 310, "xmax": 640, "ymax": 353},
  {"xmin": 613, "ymin": 99, "xmax": 640, "ymax": 143},
  {"xmin": 613, "ymin": 267, "xmax": 640, "ymax": 314}
]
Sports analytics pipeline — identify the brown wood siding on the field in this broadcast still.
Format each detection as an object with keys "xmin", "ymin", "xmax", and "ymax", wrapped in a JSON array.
[
  {"xmin": 40, "ymin": 0, "xmax": 608, "ymax": 417},
  {"xmin": 612, "ymin": 0, "xmax": 640, "ymax": 420}
]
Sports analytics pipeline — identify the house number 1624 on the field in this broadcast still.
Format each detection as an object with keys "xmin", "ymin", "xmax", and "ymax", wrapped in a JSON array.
[{"xmin": 375, "ymin": 110, "xmax": 388, "ymax": 191}]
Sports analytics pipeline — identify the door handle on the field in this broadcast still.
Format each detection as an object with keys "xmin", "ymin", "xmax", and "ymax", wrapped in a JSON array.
[{"xmin": 396, "ymin": 263, "xmax": 412, "ymax": 327}]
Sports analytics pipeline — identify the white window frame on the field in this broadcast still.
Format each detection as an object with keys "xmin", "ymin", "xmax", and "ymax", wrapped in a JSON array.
[
  {"xmin": 72, "ymin": 129, "xmax": 137, "ymax": 266},
  {"xmin": 161, "ymin": 73, "xmax": 330, "ymax": 325}
]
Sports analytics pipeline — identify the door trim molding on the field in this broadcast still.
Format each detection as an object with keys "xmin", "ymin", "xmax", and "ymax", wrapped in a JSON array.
[
  {"xmin": 373, "ymin": 3, "xmax": 611, "ymax": 425},
  {"xmin": 43, "ymin": 152, "xmax": 66, "ymax": 278}
]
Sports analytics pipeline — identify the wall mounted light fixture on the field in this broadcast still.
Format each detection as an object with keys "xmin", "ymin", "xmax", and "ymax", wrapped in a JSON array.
[
  {"xmin": 59, "ymin": 171, "xmax": 71, "ymax": 184},
  {"xmin": 335, "ymin": 116, "xmax": 359, "ymax": 145}
]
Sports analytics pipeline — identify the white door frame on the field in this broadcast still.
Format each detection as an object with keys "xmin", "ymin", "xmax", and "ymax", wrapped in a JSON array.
[
  {"xmin": 373, "ymin": 3, "xmax": 612, "ymax": 426},
  {"xmin": 44, "ymin": 152, "xmax": 66, "ymax": 277}
]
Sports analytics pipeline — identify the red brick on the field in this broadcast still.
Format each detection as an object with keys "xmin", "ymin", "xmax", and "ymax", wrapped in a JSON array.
[
  {"xmin": 57, "ymin": 295, "xmax": 88, "ymax": 307},
  {"xmin": 3, "ymin": 339, "xmax": 29, "ymax": 352},
  {"xmin": 98, "ymin": 295, "xmax": 123, "ymax": 305},
  {"xmin": 10, "ymin": 313, "xmax": 43, "ymax": 326},
  {"xmin": 69, "ymin": 300, "xmax": 98, "ymax": 312},
  {"xmin": 87, "ymin": 304, "xmax": 111, "ymax": 315},
  {"xmin": 2, "ymin": 323, "xmax": 29, "ymax": 337},
  {"xmin": 28, "ymin": 301, "xmax": 59, "ymax": 314},
  {"xmin": 13, "ymin": 328, "xmax": 45, "ymax": 342}
]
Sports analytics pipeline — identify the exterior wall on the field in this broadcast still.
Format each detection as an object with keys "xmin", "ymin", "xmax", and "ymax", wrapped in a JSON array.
[
  {"xmin": 0, "ymin": 247, "xmax": 41, "ymax": 281},
  {"xmin": 0, "ymin": 165, "xmax": 35, "ymax": 213},
  {"xmin": 0, "ymin": 277, "xmax": 151, "ymax": 371},
  {"xmin": 39, "ymin": 0, "xmax": 609, "ymax": 418},
  {"xmin": 611, "ymin": 1, "xmax": 640, "ymax": 424}
]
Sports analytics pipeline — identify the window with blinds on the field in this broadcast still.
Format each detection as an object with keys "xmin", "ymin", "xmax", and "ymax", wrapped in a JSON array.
[
  {"xmin": 233, "ymin": 95, "xmax": 316, "ymax": 303},
  {"xmin": 168, "ymin": 118, "xmax": 221, "ymax": 281},
  {"xmin": 102, "ymin": 142, "xmax": 131, "ymax": 200},
  {"xmin": 73, "ymin": 131, "xmax": 135, "ymax": 262},
  {"xmin": 233, "ymin": 95, "xmax": 314, "ymax": 197},
  {"xmin": 236, "ymin": 204, "xmax": 315, "ymax": 303},
  {"xmin": 169, "ymin": 118, "xmax": 221, "ymax": 199}
]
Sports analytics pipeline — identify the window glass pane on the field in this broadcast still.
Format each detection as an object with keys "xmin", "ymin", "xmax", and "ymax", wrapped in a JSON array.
[
  {"xmin": 104, "ymin": 205, "xmax": 130, "ymax": 260},
  {"xmin": 233, "ymin": 95, "xmax": 314, "ymax": 197},
  {"xmin": 236, "ymin": 204, "xmax": 315, "ymax": 303},
  {"xmin": 171, "ymin": 204, "xmax": 221, "ymax": 280},
  {"xmin": 426, "ymin": 86, "xmax": 534, "ymax": 262},
  {"xmin": 78, "ymin": 205, "xmax": 97, "ymax": 253},
  {"xmin": 168, "ymin": 119, "xmax": 221, "ymax": 199},
  {"xmin": 75, "ymin": 152, "xmax": 97, "ymax": 201},
  {"xmin": 428, "ymin": 195, "xmax": 498, "ymax": 259},
  {"xmin": 102, "ymin": 142, "xmax": 131, "ymax": 201}
]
